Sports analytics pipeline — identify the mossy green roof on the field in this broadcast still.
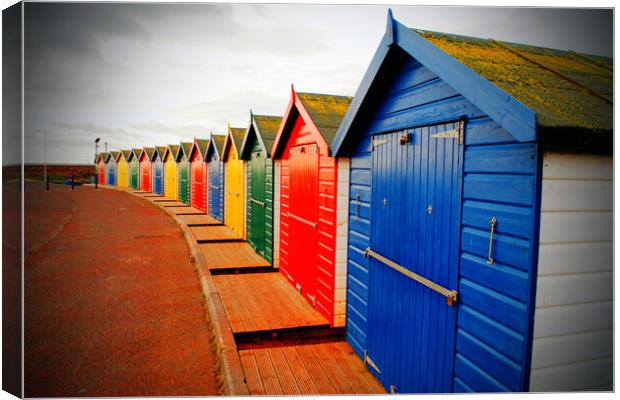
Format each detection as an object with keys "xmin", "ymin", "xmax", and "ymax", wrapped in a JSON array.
[
  {"xmin": 253, "ymin": 115, "xmax": 282, "ymax": 153},
  {"xmin": 297, "ymin": 92, "xmax": 353, "ymax": 145},
  {"xmin": 177, "ymin": 142, "xmax": 193, "ymax": 161},
  {"xmin": 120, "ymin": 150, "xmax": 132, "ymax": 161},
  {"xmin": 107, "ymin": 151, "xmax": 120, "ymax": 163},
  {"xmin": 195, "ymin": 139, "xmax": 210, "ymax": 157},
  {"xmin": 96, "ymin": 152, "xmax": 108, "ymax": 163},
  {"xmin": 211, "ymin": 134, "xmax": 227, "ymax": 156},
  {"xmin": 130, "ymin": 148, "xmax": 142, "ymax": 161},
  {"xmin": 165, "ymin": 144, "xmax": 180, "ymax": 161},
  {"xmin": 143, "ymin": 147, "xmax": 155, "ymax": 159},
  {"xmin": 416, "ymin": 29, "xmax": 613, "ymax": 132}
]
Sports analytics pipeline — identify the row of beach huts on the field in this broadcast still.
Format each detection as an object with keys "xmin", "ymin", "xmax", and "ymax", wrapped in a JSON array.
[{"xmin": 94, "ymin": 13, "xmax": 613, "ymax": 393}]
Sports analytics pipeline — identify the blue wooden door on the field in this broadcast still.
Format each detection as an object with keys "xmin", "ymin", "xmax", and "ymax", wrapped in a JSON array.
[
  {"xmin": 107, "ymin": 163, "xmax": 116, "ymax": 185},
  {"xmin": 209, "ymin": 159, "xmax": 222, "ymax": 220},
  {"xmin": 366, "ymin": 122, "xmax": 464, "ymax": 393},
  {"xmin": 153, "ymin": 160, "xmax": 163, "ymax": 195}
]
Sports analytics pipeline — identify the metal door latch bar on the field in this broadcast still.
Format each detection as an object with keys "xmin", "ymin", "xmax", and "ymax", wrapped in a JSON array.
[
  {"xmin": 210, "ymin": 184, "xmax": 219, "ymax": 190},
  {"xmin": 228, "ymin": 191, "xmax": 240, "ymax": 197},
  {"xmin": 371, "ymin": 138, "xmax": 388, "ymax": 151},
  {"xmin": 364, "ymin": 247, "xmax": 458, "ymax": 305},
  {"xmin": 287, "ymin": 212, "xmax": 317, "ymax": 228},
  {"xmin": 487, "ymin": 217, "xmax": 497, "ymax": 265},
  {"xmin": 355, "ymin": 194, "xmax": 360, "ymax": 218},
  {"xmin": 250, "ymin": 197, "xmax": 265, "ymax": 207}
]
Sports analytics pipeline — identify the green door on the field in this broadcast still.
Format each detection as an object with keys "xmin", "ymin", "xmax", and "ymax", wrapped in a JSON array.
[
  {"xmin": 131, "ymin": 162, "xmax": 139, "ymax": 189},
  {"xmin": 249, "ymin": 150, "xmax": 267, "ymax": 256},
  {"xmin": 178, "ymin": 159, "xmax": 190, "ymax": 204}
]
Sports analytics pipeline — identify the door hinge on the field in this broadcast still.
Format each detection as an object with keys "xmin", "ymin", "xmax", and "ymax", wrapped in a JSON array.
[
  {"xmin": 430, "ymin": 120, "xmax": 465, "ymax": 145},
  {"xmin": 371, "ymin": 138, "xmax": 388, "ymax": 151},
  {"xmin": 364, "ymin": 350, "xmax": 381, "ymax": 374},
  {"xmin": 307, "ymin": 294, "xmax": 317, "ymax": 307}
]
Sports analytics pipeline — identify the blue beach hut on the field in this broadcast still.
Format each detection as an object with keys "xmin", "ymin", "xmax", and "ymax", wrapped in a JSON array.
[
  {"xmin": 206, "ymin": 134, "xmax": 227, "ymax": 221},
  {"xmin": 332, "ymin": 11, "xmax": 612, "ymax": 394}
]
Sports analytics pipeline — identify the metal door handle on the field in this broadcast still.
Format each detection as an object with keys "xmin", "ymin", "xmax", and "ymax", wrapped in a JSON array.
[
  {"xmin": 250, "ymin": 198, "xmax": 265, "ymax": 207},
  {"xmin": 364, "ymin": 247, "xmax": 458, "ymax": 306},
  {"xmin": 287, "ymin": 212, "xmax": 317, "ymax": 228},
  {"xmin": 354, "ymin": 194, "xmax": 360, "ymax": 218},
  {"xmin": 487, "ymin": 217, "xmax": 497, "ymax": 264}
]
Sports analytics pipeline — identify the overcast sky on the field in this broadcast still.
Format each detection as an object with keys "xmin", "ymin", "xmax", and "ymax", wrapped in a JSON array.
[{"xmin": 20, "ymin": 3, "xmax": 613, "ymax": 164}]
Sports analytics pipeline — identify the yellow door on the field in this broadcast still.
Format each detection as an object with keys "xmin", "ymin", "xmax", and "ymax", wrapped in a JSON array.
[
  {"xmin": 225, "ymin": 146, "xmax": 245, "ymax": 239},
  {"xmin": 165, "ymin": 156, "xmax": 178, "ymax": 200},
  {"xmin": 118, "ymin": 158, "xmax": 129, "ymax": 188}
]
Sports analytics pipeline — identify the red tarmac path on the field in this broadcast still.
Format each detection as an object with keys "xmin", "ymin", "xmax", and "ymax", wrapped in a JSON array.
[{"xmin": 24, "ymin": 182, "xmax": 219, "ymax": 396}]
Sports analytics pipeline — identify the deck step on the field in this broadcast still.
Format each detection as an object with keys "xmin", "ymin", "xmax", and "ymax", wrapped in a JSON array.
[
  {"xmin": 239, "ymin": 342, "xmax": 386, "ymax": 395},
  {"xmin": 213, "ymin": 272, "xmax": 327, "ymax": 334},
  {"xmin": 177, "ymin": 214, "xmax": 222, "ymax": 226},
  {"xmin": 200, "ymin": 242, "xmax": 271, "ymax": 271}
]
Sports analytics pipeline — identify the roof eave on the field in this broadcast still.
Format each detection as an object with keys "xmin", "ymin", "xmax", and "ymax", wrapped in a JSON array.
[{"xmin": 331, "ymin": 12, "xmax": 538, "ymax": 156}]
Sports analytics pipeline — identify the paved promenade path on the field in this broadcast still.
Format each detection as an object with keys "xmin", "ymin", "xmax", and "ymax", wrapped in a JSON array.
[{"xmin": 24, "ymin": 183, "xmax": 219, "ymax": 396}]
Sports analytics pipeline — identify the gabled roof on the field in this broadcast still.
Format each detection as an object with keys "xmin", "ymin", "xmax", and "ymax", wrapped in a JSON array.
[
  {"xmin": 106, "ymin": 151, "xmax": 119, "ymax": 163},
  {"xmin": 270, "ymin": 87, "xmax": 352, "ymax": 159},
  {"xmin": 176, "ymin": 142, "xmax": 193, "ymax": 162},
  {"xmin": 207, "ymin": 134, "xmax": 227, "ymax": 161},
  {"xmin": 96, "ymin": 152, "xmax": 108, "ymax": 163},
  {"xmin": 141, "ymin": 147, "xmax": 155, "ymax": 161},
  {"xmin": 222, "ymin": 125, "xmax": 247, "ymax": 160},
  {"xmin": 119, "ymin": 150, "xmax": 132, "ymax": 162},
  {"xmin": 240, "ymin": 112, "xmax": 283, "ymax": 160},
  {"xmin": 164, "ymin": 144, "xmax": 180, "ymax": 162},
  {"xmin": 331, "ymin": 10, "xmax": 612, "ymax": 155},
  {"xmin": 189, "ymin": 138, "xmax": 209, "ymax": 160},
  {"xmin": 152, "ymin": 146, "xmax": 167, "ymax": 161},
  {"xmin": 129, "ymin": 148, "xmax": 142, "ymax": 161}
]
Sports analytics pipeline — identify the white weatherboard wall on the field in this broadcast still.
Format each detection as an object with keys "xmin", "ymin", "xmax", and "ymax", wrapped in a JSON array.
[
  {"xmin": 333, "ymin": 158, "xmax": 350, "ymax": 327},
  {"xmin": 273, "ymin": 159, "xmax": 281, "ymax": 269},
  {"xmin": 530, "ymin": 152, "xmax": 613, "ymax": 391}
]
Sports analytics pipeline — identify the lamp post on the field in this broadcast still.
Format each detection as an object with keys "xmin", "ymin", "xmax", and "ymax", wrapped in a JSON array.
[
  {"xmin": 43, "ymin": 130, "xmax": 48, "ymax": 191},
  {"xmin": 95, "ymin": 138, "xmax": 100, "ymax": 189}
]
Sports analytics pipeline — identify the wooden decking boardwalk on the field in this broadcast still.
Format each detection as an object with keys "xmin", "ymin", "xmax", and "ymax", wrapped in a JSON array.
[
  {"xmin": 199, "ymin": 242, "xmax": 271, "ymax": 270},
  {"xmin": 152, "ymin": 197, "xmax": 177, "ymax": 202},
  {"xmin": 176, "ymin": 214, "xmax": 222, "ymax": 226},
  {"xmin": 166, "ymin": 206, "xmax": 205, "ymax": 215},
  {"xmin": 190, "ymin": 226, "xmax": 241, "ymax": 242},
  {"xmin": 160, "ymin": 201, "xmax": 189, "ymax": 207},
  {"xmin": 239, "ymin": 342, "xmax": 385, "ymax": 395},
  {"xmin": 213, "ymin": 273, "xmax": 327, "ymax": 333}
]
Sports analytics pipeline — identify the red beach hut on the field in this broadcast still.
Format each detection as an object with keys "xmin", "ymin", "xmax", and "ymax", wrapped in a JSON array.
[
  {"xmin": 96, "ymin": 152, "xmax": 107, "ymax": 185},
  {"xmin": 189, "ymin": 138, "xmax": 209, "ymax": 213},
  {"xmin": 139, "ymin": 147, "xmax": 154, "ymax": 192},
  {"xmin": 270, "ymin": 86, "xmax": 352, "ymax": 327}
]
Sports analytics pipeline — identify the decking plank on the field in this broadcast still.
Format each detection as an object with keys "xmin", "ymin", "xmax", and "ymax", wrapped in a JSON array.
[
  {"xmin": 166, "ymin": 206, "xmax": 204, "ymax": 215},
  {"xmin": 311, "ymin": 343, "xmax": 356, "ymax": 394},
  {"xmin": 295, "ymin": 344, "xmax": 338, "ymax": 393},
  {"xmin": 176, "ymin": 214, "xmax": 221, "ymax": 226},
  {"xmin": 252, "ymin": 349, "xmax": 284, "ymax": 395},
  {"xmin": 239, "ymin": 351, "xmax": 265, "ymax": 395},
  {"xmin": 199, "ymin": 242, "xmax": 270, "ymax": 270},
  {"xmin": 281, "ymin": 346, "xmax": 319, "ymax": 395},
  {"xmin": 333, "ymin": 342, "xmax": 386, "ymax": 393},
  {"xmin": 268, "ymin": 348, "xmax": 302, "ymax": 395},
  {"xmin": 189, "ymin": 225, "xmax": 241, "ymax": 242},
  {"xmin": 213, "ymin": 273, "xmax": 328, "ymax": 334}
]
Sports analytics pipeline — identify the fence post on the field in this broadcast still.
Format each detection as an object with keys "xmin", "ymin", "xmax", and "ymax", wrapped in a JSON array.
[{"xmin": 45, "ymin": 174, "xmax": 50, "ymax": 191}]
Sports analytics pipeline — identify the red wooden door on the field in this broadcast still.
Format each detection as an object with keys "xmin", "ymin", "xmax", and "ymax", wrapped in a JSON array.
[
  {"xmin": 140, "ymin": 159, "xmax": 151, "ymax": 192},
  {"xmin": 288, "ymin": 143, "xmax": 319, "ymax": 305},
  {"xmin": 191, "ymin": 154, "xmax": 206, "ymax": 212}
]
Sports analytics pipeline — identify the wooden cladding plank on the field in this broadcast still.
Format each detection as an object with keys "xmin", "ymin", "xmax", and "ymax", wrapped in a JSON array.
[{"xmin": 542, "ymin": 152, "xmax": 612, "ymax": 180}]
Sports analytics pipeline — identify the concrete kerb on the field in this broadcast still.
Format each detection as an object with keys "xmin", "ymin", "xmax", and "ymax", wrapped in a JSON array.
[{"xmin": 103, "ymin": 186, "xmax": 249, "ymax": 396}]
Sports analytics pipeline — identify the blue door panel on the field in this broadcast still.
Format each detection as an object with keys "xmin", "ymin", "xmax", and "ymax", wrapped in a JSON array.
[
  {"xmin": 366, "ymin": 122, "xmax": 463, "ymax": 394},
  {"xmin": 208, "ymin": 158, "xmax": 223, "ymax": 221},
  {"xmin": 153, "ymin": 160, "xmax": 163, "ymax": 195}
]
